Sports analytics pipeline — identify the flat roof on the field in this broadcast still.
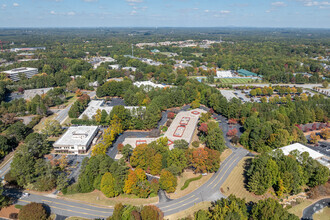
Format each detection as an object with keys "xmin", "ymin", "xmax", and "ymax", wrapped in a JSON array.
[
  {"xmin": 4, "ymin": 67, "xmax": 37, "ymax": 74},
  {"xmin": 237, "ymin": 69, "xmax": 258, "ymax": 77},
  {"xmin": 79, "ymin": 100, "xmax": 145, "ymax": 119},
  {"xmin": 279, "ymin": 143, "xmax": 325, "ymax": 159},
  {"xmin": 54, "ymin": 126, "xmax": 98, "ymax": 147},
  {"xmin": 122, "ymin": 109, "xmax": 206, "ymax": 150}
]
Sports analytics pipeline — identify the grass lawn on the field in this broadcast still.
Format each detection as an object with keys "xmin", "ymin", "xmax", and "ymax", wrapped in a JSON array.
[
  {"xmin": 218, "ymin": 78, "xmax": 255, "ymax": 84},
  {"xmin": 221, "ymin": 157, "xmax": 266, "ymax": 203},
  {"xmin": 33, "ymin": 113, "xmax": 57, "ymax": 132},
  {"xmin": 61, "ymin": 190, "xmax": 158, "ymax": 207},
  {"xmin": 287, "ymin": 200, "xmax": 313, "ymax": 218},
  {"xmin": 220, "ymin": 148, "xmax": 232, "ymax": 162},
  {"xmin": 192, "ymin": 53, "xmax": 203, "ymax": 57},
  {"xmin": 314, "ymin": 207, "xmax": 330, "ymax": 220},
  {"xmin": 165, "ymin": 201, "xmax": 211, "ymax": 220},
  {"xmin": 168, "ymin": 171, "xmax": 213, "ymax": 199}
]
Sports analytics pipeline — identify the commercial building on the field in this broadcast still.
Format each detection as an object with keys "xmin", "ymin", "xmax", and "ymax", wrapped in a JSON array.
[
  {"xmin": 133, "ymin": 81, "xmax": 171, "ymax": 91},
  {"xmin": 216, "ymin": 70, "xmax": 233, "ymax": 78},
  {"xmin": 54, "ymin": 126, "xmax": 99, "ymax": 154},
  {"xmin": 279, "ymin": 143, "xmax": 330, "ymax": 169},
  {"xmin": 3, "ymin": 67, "xmax": 38, "ymax": 81},
  {"xmin": 78, "ymin": 100, "xmax": 145, "ymax": 120},
  {"xmin": 237, "ymin": 69, "xmax": 258, "ymax": 77},
  {"xmin": 122, "ymin": 109, "xmax": 206, "ymax": 150}
]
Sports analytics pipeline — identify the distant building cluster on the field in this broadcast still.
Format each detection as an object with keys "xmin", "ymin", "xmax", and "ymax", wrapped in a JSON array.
[
  {"xmin": 136, "ymin": 39, "xmax": 223, "ymax": 49},
  {"xmin": 3, "ymin": 67, "xmax": 38, "ymax": 81},
  {"xmin": 10, "ymin": 47, "xmax": 46, "ymax": 52},
  {"xmin": 87, "ymin": 56, "xmax": 116, "ymax": 69},
  {"xmin": 133, "ymin": 81, "xmax": 172, "ymax": 91}
]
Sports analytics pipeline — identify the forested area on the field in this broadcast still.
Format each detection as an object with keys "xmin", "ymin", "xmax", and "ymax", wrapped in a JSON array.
[
  {"xmin": 194, "ymin": 195, "xmax": 299, "ymax": 220},
  {"xmin": 246, "ymin": 150, "xmax": 329, "ymax": 196}
]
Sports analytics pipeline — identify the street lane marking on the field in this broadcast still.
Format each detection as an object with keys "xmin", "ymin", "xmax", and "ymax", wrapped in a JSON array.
[
  {"xmin": 20, "ymin": 199, "xmax": 110, "ymax": 218},
  {"xmin": 0, "ymin": 166, "xmax": 10, "ymax": 177},
  {"xmin": 163, "ymin": 197, "xmax": 199, "ymax": 212},
  {"xmin": 159, "ymin": 195, "xmax": 196, "ymax": 209},
  {"xmin": 42, "ymin": 200, "xmax": 113, "ymax": 214},
  {"xmin": 207, "ymin": 153, "xmax": 237, "ymax": 187},
  {"xmin": 211, "ymin": 156, "xmax": 242, "ymax": 189}
]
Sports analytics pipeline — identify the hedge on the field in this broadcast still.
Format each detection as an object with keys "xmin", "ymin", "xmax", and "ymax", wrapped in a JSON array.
[{"xmin": 180, "ymin": 175, "xmax": 202, "ymax": 190}]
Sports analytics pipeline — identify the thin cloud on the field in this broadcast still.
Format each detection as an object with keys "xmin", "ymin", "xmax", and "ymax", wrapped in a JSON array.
[
  {"xmin": 126, "ymin": 0, "xmax": 143, "ymax": 3},
  {"xmin": 13, "ymin": 3, "xmax": 19, "ymax": 7},
  {"xmin": 271, "ymin": 2, "xmax": 287, "ymax": 7},
  {"xmin": 1, "ymin": 4, "xmax": 7, "ymax": 9}
]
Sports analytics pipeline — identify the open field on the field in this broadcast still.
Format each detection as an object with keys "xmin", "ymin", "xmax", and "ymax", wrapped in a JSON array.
[
  {"xmin": 288, "ymin": 200, "xmax": 313, "ymax": 218},
  {"xmin": 221, "ymin": 157, "xmax": 267, "ymax": 202},
  {"xmin": 33, "ymin": 114, "xmax": 57, "ymax": 132},
  {"xmin": 314, "ymin": 206, "xmax": 330, "ymax": 220},
  {"xmin": 61, "ymin": 190, "xmax": 158, "ymax": 207},
  {"xmin": 192, "ymin": 53, "xmax": 203, "ymax": 57},
  {"xmin": 168, "ymin": 171, "xmax": 213, "ymax": 199},
  {"xmin": 165, "ymin": 201, "xmax": 211, "ymax": 220},
  {"xmin": 220, "ymin": 148, "xmax": 232, "ymax": 162},
  {"xmin": 217, "ymin": 78, "xmax": 255, "ymax": 84}
]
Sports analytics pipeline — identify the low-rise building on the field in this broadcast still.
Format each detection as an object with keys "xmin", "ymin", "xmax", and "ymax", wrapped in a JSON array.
[
  {"xmin": 216, "ymin": 70, "xmax": 233, "ymax": 78},
  {"xmin": 122, "ymin": 109, "xmax": 206, "ymax": 150},
  {"xmin": 78, "ymin": 100, "xmax": 145, "ymax": 119},
  {"xmin": 3, "ymin": 67, "xmax": 38, "ymax": 81},
  {"xmin": 279, "ymin": 143, "xmax": 330, "ymax": 169},
  {"xmin": 54, "ymin": 126, "xmax": 99, "ymax": 154}
]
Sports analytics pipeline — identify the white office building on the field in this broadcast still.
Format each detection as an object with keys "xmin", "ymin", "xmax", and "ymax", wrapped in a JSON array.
[
  {"xmin": 3, "ymin": 67, "xmax": 38, "ymax": 81},
  {"xmin": 53, "ymin": 126, "xmax": 99, "ymax": 154}
]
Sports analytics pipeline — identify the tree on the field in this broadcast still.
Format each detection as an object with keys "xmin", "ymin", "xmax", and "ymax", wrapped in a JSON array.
[
  {"xmin": 18, "ymin": 202, "xmax": 48, "ymax": 220},
  {"xmin": 0, "ymin": 183, "xmax": 9, "ymax": 209},
  {"xmin": 173, "ymin": 140, "xmax": 189, "ymax": 150},
  {"xmin": 101, "ymin": 172, "xmax": 118, "ymax": 198},
  {"xmin": 198, "ymin": 123, "xmax": 208, "ymax": 134},
  {"xmin": 42, "ymin": 119, "xmax": 62, "ymax": 137},
  {"xmin": 250, "ymin": 198, "xmax": 299, "ymax": 220},
  {"xmin": 150, "ymin": 154, "xmax": 162, "ymax": 175},
  {"xmin": 322, "ymin": 81, "xmax": 328, "ymax": 88},
  {"xmin": 122, "ymin": 144, "xmax": 133, "ymax": 161},
  {"xmin": 320, "ymin": 128, "xmax": 330, "ymax": 139},
  {"xmin": 205, "ymin": 127, "xmax": 226, "ymax": 152},
  {"xmin": 227, "ymin": 128, "xmax": 238, "ymax": 137},
  {"xmin": 141, "ymin": 205, "xmax": 163, "ymax": 220},
  {"xmin": 159, "ymin": 170, "xmax": 177, "ymax": 193},
  {"xmin": 309, "ymin": 132, "xmax": 320, "ymax": 144}
]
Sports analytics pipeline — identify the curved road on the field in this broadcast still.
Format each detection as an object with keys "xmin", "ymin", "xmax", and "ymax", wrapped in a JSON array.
[
  {"xmin": 5, "ymin": 106, "xmax": 249, "ymax": 218},
  {"xmin": 302, "ymin": 198, "xmax": 330, "ymax": 220}
]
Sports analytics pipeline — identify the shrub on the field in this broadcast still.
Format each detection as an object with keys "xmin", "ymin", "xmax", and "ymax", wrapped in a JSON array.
[
  {"xmin": 181, "ymin": 175, "xmax": 202, "ymax": 190},
  {"xmin": 18, "ymin": 202, "xmax": 48, "ymax": 220},
  {"xmin": 167, "ymin": 112, "xmax": 175, "ymax": 119},
  {"xmin": 192, "ymin": 141, "xmax": 200, "ymax": 148}
]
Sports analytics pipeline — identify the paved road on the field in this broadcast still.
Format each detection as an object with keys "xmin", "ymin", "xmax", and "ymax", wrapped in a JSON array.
[
  {"xmin": 4, "ymin": 190, "xmax": 113, "ymax": 219},
  {"xmin": 302, "ymin": 198, "xmax": 330, "ymax": 220},
  {"xmin": 157, "ymin": 147, "xmax": 248, "ymax": 216},
  {"xmin": 0, "ymin": 157, "xmax": 12, "ymax": 179}
]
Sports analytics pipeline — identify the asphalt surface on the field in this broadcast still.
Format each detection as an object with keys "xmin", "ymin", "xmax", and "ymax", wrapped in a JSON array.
[
  {"xmin": 0, "ymin": 158, "xmax": 12, "ymax": 179},
  {"xmin": 4, "ymin": 190, "xmax": 113, "ymax": 219},
  {"xmin": 302, "ymin": 198, "xmax": 330, "ymax": 220},
  {"xmin": 157, "ymin": 147, "xmax": 248, "ymax": 216}
]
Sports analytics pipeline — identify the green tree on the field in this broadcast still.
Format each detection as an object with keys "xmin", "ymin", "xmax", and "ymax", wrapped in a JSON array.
[
  {"xmin": 42, "ymin": 119, "xmax": 62, "ymax": 137},
  {"xmin": 101, "ymin": 172, "xmax": 118, "ymax": 198},
  {"xmin": 159, "ymin": 170, "xmax": 177, "ymax": 193}
]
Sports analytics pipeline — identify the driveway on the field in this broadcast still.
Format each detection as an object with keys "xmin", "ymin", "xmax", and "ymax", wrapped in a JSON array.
[{"xmin": 302, "ymin": 198, "xmax": 330, "ymax": 220}]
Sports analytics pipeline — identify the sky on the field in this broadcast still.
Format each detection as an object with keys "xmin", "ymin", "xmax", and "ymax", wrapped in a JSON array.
[{"xmin": 0, "ymin": 0, "xmax": 329, "ymax": 28}]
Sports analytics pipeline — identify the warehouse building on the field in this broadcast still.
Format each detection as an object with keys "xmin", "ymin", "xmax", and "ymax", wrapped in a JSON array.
[
  {"xmin": 53, "ymin": 126, "xmax": 99, "ymax": 154},
  {"xmin": 237, "ymin": 69, "xmax": 258, "ymax": 77}
]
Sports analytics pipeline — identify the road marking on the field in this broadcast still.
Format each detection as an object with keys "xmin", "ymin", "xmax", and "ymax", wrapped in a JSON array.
[
  {"xmin": 163, "ymin": 197, "xmax": 199, "ymax": 212},
  {"xmin": 42, "ymin": 200, "xmax": 112, "ymax": 214},
  {"xmin": 0, "ymin": 166, "xmax": 11, "ymax": 178},
  {"xmin": 160, "ymin": 194, "xmax": 196, "ymax": 209},
  {"xmin": 211, "ymin": 155, "xmax": 242, "ymax": 189},
  {"xmin": 207, "ymin": 153, "xmax": 236, "ymax": 187},
  {"xmin": 19, "ymin": 199, "xmax": 110, "ymax": 218}
]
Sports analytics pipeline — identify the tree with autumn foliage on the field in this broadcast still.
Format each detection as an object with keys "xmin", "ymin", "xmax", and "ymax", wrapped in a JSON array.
[
  {"xmin": 320, "ymin": 128, "xmax": 330, "ymax": 140},
  {"xmin": 227, "ymin": 128, "xmax": 238, "ymax": 137},
  {"xmin": 159, "ymin": 170, "xmax": 177, "ymax": 193},
  {"xmin": 75, "ymin": 89, "xmax": 83, "ymax": 97},
  {"xmin": 167, "ymin": 112, "xmax": 175, "ymax": 119},
  {"xmin": 309, "ymin": 132, "xmax": 320, "ymax": 144},
  {"xmin": 123, "ymin": 168, "xmax": 151, "ymax": 198},
  {"xmin": 198, "ymin": 123, "xmax": 208, "ymax": 134}
]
